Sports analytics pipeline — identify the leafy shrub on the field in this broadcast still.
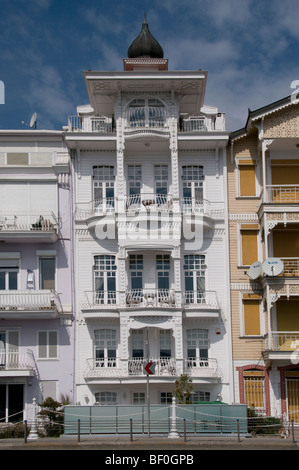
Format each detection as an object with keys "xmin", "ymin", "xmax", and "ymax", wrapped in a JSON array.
[
  {"xmin": 38, "ymin": 397, "xmax": 64, "ymax": 437},
  {"xmin": 247, "ymin": 407, "xmax": 282, "ymax": 435}
]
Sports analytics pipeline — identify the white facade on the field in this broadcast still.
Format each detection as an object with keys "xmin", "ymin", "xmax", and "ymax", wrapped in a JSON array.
[{"xmin": 65, "ymin": 30, "xmax": 232, "ymax": 406}]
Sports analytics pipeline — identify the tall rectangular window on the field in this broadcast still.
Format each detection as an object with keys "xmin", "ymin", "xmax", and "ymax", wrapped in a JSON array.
[
  {"xmin": 39, "ymin": 258, "xmax": 55, "ymax": 290},
  {"xmin": 94, "ymin": 255, "xmax": 116, "ymax": 304},
  {"xmin": 184, "ymin": 255, "xmax": 205, "ymax": 304},
  {"xmin": 186, "ymin": 329, "xmax": 208, "ymax": 360},
  {"xmin": 38, "ymin": 331, "xmax": 58, "ymax": 359},
  {"xmin": 240, "ymin": 224, "xmax": 259, "ymax": 266},
  {"xmin": 93, "ymin": 166, "xmax": 115, "ymax": 211},
  {"xmin": 238, "ymin": 160, "xmax": 256, "ymax": 197},
  {"xmin": 243, "ymin": 295, "xmax": 261, "ymax": 336},
  {"xmin": 94, "ymin": 329, "xmax": 116, "ymax": 367}
]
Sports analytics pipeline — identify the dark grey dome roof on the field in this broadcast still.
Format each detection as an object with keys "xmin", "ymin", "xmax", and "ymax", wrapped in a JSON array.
[{"xmin": 128, "ymin": 16, "xmax": 164, "ymax": 59}]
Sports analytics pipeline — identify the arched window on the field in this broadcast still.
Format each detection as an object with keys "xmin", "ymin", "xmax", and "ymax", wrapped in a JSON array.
[{"xmin": 128, "ymin": 98, "xmax": 166, "ymax": 128}]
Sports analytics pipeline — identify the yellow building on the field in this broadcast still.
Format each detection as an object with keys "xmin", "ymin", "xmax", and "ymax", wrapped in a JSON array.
[{"xmin": 228, "ymin": 95, "xmax": 299, "ymax": 421}]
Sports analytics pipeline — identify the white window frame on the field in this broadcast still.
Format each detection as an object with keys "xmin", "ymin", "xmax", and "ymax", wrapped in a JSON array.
[
  {"xmin": 37, "ymin": 330, "xmax": 58, "ymax": 360},
  {"xmin": 94, "ymin": 329, "xmax": 117, "ymax": 368}
]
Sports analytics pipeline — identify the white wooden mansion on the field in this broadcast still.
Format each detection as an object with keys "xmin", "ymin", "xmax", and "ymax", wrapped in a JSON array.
[{"xmin": 65, "ymin": 18, "xmax": 232, "ymax": 406}]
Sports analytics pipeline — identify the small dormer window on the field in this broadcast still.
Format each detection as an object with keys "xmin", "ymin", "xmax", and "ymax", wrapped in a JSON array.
[{"xmin": 128, "ymin": 98, "xmax": 165, "ymax": 128}]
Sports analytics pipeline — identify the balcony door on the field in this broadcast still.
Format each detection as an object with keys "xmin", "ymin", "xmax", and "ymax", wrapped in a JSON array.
[
  {"xmin": 94, "ymin": 255, "xmax": 116, "ymax": 304},
  {"xmin": 184, "ymin": 254, "xmax": 205, "ymax": 304}
]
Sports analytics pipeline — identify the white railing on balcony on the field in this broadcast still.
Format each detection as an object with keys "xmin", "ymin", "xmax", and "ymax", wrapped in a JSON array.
[
  {"xmin": 281, "ymin": 258, "xmax": 299, "ymax": 277},
  {"xmin": 266, "ymin": 185, "xmax": 299, "ymax": 203},
  {"xmin": 180, "ymin": 198, "xmax": 224, "ymax": 218},
  {"xmin": 75, "ymin": 199, "xmax": 116, "ymax": 220},
  {"xmin": 82, "ymin": 289, "xmax": 177, "ymax": 309},
  {"xmin": 267, "ymin": 332, "xmax": 299, "ymax": 351},
  {"xmin": 183, "ymin": 291, "xmax": 219, "ymax": 309},
  {"xmin": 67, "ymin": 115, "xmax": 114, "ymax": 133},
  {"xmin": 0, "ymin": 290, "xmax": 59, "ymax": 311},
  {"xmin": 128, "ymin": 357, "xmax": 177, "ymax": 376},
  {"xmin": 126, "ymin": 289, "xmax": 176, "ymax": 308},
  {"xmin": 184, "ymin": 358, "xmax": 219, "ymax": 377},
  {"xmin": 126, "ymin": 194, "xmax": 173, "ymax": 212},
  {"xmin": 0, "ymin": 212, "xmax": 57, "ymax": 232},
  {"xmin": 82, "ymin": 291, "xmax": 117, "ymax": 309},
  {"xmin": 0, "ymin": 350, "xmax": 35, "ymax": 371}
]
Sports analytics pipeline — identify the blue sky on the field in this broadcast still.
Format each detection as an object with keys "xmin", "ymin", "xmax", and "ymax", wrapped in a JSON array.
[{"xmin": 1, "ymin": 0, "xmax": 299, "ymax": 131}]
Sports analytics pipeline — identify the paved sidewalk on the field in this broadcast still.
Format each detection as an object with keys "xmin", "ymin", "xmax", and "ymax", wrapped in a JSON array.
[{"xmin": 0, "ymin": 433, "xmax": 298, "ymax": 450}]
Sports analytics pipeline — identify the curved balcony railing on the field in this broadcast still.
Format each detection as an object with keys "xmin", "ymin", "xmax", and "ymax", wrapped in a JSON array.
[
  {"xmin": 126, "ymin": 194, "xmax": 173, "ymax": 212},
  {"xmin": 126, "ymin": 289, "xmax": 176, "ymax": 308},
  {"xmin": 128, "ymin": 357, "xmax": 177, "ymax": 376}
]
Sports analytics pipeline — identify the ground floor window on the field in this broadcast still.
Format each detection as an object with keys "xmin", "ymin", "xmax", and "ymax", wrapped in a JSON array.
[
  {"xmin": 133, "ymin": 392, "xmax": 146, "ymax": 404},
  {"xmin": 191, "ymin": 391, "xmax": 210, "ymax": 403},
  {"xmin": 160, "ymin": 392, "xmax": 172, "ymax": 404},
  {"xmin": 95, "ymin": 391, "xmax": 117, "ymax": 405}
]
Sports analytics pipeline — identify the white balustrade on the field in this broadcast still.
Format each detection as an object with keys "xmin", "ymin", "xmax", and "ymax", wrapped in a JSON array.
[
  {"xmin": 0, "ymin": 212, "xmax": 57, "ymax": 232},
  {"xmin": 0, "ymin": 290, "xmax": 59, "ymax": 311}
]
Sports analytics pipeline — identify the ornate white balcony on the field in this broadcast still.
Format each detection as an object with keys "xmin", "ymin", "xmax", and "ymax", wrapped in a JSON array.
[
  {"xmin": 128, "ymin": 357, "xmax": 177, "ymax": 376},
  {"xmin": 0, "ymin": 212, "xmax": 58, "ymax": 242}
]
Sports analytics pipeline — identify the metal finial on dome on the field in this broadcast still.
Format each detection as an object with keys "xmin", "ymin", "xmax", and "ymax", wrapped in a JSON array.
[{"xmin": 128, "ymin": 15, "xmax": 164, "ymax": 59}]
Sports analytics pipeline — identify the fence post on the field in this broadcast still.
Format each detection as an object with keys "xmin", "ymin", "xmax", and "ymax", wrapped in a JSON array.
[
  {"xmin": 24, "ymin": 420, "xmax": 27, "ymax": 443},
  {"xmin": 78, "ymin": 419, "xmax": 81, "ymax": 442},
  {"xmin": 28, "ymin": 398, "xmax": 39, "ymax": 440},
  {"xmin": 168, "ymin": 396, "xmax": 180, "ymax": 439},
  {"xmin": 130, "ymin": 418, "xmax": 133, "ymax": 442},
  {"xmin": 291, "ymin": 419, "xmax": 297, "ymax": 445},
  {"xmin": 237, "ymin": 419, "xmax": 241, "ymax": 442},
  {"xmin": 184, "ymin": 419, "xmax": 187, "ymax": 442}
]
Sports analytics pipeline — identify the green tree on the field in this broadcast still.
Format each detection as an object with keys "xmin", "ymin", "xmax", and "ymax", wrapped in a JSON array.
[{"xmin": 174, "ymin": 374, "xmax": 193, "ymax": 404}]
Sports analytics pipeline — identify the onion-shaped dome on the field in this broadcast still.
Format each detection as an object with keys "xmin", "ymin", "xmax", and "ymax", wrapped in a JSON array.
[{"xmin": 128, "ymin": 15, "xmax": 164, "ymax": 59}]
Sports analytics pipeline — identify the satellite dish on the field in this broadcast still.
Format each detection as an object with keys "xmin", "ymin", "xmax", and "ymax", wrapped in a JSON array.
[
  {"xmin": 262, "ymin": 258, "xmax": 284, "ymax": 277},
  {"xmin": 29, "ymin": 112, "xmax": 37, "ymax": 128},
  {"xmin": 248, "ymin": 261, "xmax": 262, "ymax": 280},
  {"xmin": 21, "ymin": 112, "xmax": 37, "ymax": 129}
]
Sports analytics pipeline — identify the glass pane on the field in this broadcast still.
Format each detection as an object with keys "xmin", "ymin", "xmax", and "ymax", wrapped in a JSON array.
[
  {"xmin": 0, "ymin": 272, "xmax": 5, "ymax": 290},
  {"xmin": 8, "ymin": 272, "xmax": 17, "ymax": 290},
  {"xmin": 49, "ymin": 332, "xmax": 57, "ymax": 358},
  {"xmin": 40, "ymin": 258, "xmax": 55, "ymax": 290},
  {"xmin": 38, "ymin": 332, "xmax": 47, "ymax": 358}
]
